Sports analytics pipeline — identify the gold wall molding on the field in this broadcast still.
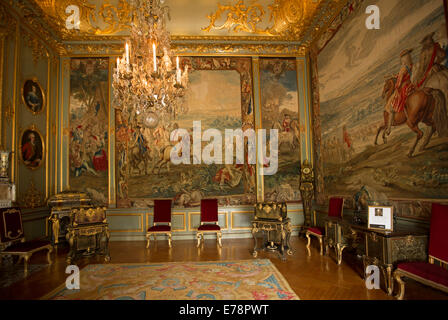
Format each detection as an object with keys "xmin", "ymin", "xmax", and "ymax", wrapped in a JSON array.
[
  {"xmin": 22, "ymin": 180, "xmax": 45, "ymax": 208},
  {"xmin": 0, "ymin": 29, "xmax": 5, "ymax": 150},
  {"xmin": 21, "ymin": 27, "xmax": 49, "ymax": 64},
  {"xmin": 172, "ymin": 42, "xmax": 307, "ymax": 56}
]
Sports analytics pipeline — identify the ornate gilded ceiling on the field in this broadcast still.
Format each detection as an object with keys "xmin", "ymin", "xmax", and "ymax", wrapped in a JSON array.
[{"xmin": 1, "ymin": 0, "xmax": 349, "ymax": 55}]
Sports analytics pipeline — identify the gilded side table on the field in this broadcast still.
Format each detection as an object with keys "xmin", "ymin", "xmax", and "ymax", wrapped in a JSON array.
[
  {"xmin": 251, "ymin": 218, "xmax": 293, "ymax": 261},
  {"xmin": 324, "ymin": 217, "xmax": 346, "ymax": 264}
]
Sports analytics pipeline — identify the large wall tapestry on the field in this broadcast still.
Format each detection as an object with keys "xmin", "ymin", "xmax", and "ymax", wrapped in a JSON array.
[
  {"xmin": 260, "ymin": 58, "xmax": 301, "ymax": 202},
  {"xmin": 116, "ymin": 57, "xmax": 255, "ymax": 207},
  {"xmin": 69, "ymin": 58, "xmax": 109, "ymax": 204},
  {"xmin": 316, "ymin": 0, "xmax": 448, "ymax": 220}
]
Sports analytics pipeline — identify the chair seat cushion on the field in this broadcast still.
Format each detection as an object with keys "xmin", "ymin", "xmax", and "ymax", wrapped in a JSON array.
[
  {"xmin": 3, "ymin": 240, "xmax": 51, "ymax": 253},
  {"xmin": 198, "ymin": 224, "xmax": 221, "ymax": 231},
  {"xmin": 307, "ymin": 227, "xmax": 323, "ymax": 236},
  {"xmin": 148, "ymin": 225, "xmax": 171, "ymax": 232},
  {"xmin": 397, "ymin": 262, "xmax": 448, "ymax": 288}
]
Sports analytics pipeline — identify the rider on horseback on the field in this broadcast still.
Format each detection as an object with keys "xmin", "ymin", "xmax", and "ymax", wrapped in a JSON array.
[{"xmin": 386, "ymin": 49, "xmax": 414, "ymax": 136}]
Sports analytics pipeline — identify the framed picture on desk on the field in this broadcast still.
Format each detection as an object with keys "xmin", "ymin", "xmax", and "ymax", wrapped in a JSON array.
[{"xmin": 368, "ymin": 205, "xmax": 394, "ymax": 231}]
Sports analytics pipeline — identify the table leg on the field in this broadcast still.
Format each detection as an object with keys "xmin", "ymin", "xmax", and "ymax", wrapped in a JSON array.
[
  {"xmin": 251, "ymin": 224, "xmax": 259, "ymax": 257},
  {"xmin": 386, "ymin": 264, "xmax": 394, "ymax": 295}
]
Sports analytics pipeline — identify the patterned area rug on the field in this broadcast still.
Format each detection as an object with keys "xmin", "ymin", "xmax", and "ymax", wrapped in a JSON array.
[{"xmin": 43, "ymin": 259, "xmax": 299, "ymax": 300}]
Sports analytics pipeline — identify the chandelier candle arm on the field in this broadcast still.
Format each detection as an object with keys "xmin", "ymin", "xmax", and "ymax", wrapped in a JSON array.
[
  {"xmin": 153, "ymin": 43, "xmax": 157, "ymax": 73},
  {"xmin": 125, "ymin": 43, "xmax": 130, "ymax": 65},
  {"xmin": 176, "ymin": 56, "xmax": 181, "ymax": 84}
]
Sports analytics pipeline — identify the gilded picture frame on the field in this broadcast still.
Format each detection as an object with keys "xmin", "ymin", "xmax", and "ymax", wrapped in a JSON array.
[
  {"xmin": 19, "ymin": 125, "xmax": 45, "ymax": 170},
  {"xmin": 21, "ymin": 78, "xmax": 45, "ymax": 115}
]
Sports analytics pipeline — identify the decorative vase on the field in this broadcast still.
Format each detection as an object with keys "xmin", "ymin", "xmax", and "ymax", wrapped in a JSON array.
[{"xmin": 0, "ymin": 150, "xmax": 10, "ymax": 182}]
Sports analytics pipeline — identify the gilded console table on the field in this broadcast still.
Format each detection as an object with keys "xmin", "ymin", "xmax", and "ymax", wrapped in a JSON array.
[
  {"xmin": 66, "ymin": 207, "xmax": 110, "ymax": 264},
  {"xmin": 251, "ymin": 218, "xmax": 292, "ymax": 261},
  {"xmin": 323, "ymin": 216, "xmax": 427, "ymax": 295}
]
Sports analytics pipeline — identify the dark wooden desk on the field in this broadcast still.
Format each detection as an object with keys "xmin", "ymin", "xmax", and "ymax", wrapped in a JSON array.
[
  {"xmin": 251, "ymin": 218, "xmax": 292, "ymax": 261},
  {"xmin": 323, "ymin": 216, "xmax": 428, "ymax": 295}
]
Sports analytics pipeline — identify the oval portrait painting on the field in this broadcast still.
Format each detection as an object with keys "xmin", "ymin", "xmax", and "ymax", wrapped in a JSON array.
[
  {"xmin": 22, "ymin": 79, "xmax": 45, "ymax": 114},
  {"xmin": 20, "ymin": 128, "xmax": 44, "ymax": 169}
]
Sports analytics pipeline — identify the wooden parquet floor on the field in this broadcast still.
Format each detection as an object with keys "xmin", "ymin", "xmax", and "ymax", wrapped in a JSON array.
[{"xmin": 0, "ymin": 236, "xmax": 447, "ymax": 300}]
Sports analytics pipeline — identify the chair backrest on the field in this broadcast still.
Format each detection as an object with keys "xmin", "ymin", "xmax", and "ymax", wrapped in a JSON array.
[
  {"xmin": 200, "ymin": 199, "xmax": 218, "ymax": 223},
  {"xmin": 428, "ymin": 203, "xmax": 448, "ymax": 263},
  {"xmin": 153, "ymin": 199, "xmax": 172, "ymax": 223},
  {"xmin": 328, "ymin": 197, "xmax": 344, "ymax": 218},
  {"xmin": 0, "ymin": 207, "xmax": 24, "ymax": 244}
]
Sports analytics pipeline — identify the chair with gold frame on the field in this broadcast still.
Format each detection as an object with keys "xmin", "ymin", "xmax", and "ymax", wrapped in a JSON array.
[
  {"xmin": 393, "ymin": 203, "xmax": 448, "ymax": 299},
  {"xmin": 146, "ymin": 199, "xmax": 173, "ymax": 249},
  {"xmin": 305, "ymin": 197, "xmax": 344, "ymax": 255},
  {"xmin": 0, "ymin": 207, "xmax": 53, "ymax": 275},
  {"xmin": 196, "ymin": 199, "xmax": 222, "ymax": 248}
]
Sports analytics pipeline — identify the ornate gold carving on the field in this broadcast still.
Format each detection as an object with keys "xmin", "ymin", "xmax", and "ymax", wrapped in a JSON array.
[
  {"xmin": 21, "ymin": 0, "xmax": 346, "ymax": 56},
  {"xmin": 64, "ymin": 42, "xmax": 125, "ymax": 55},
  {"xmin": 203, "ymin": 0, "xmax": 267, "ymax": 34},
  {"xmin": 34, "ymin": 0, "xmax": 132, "ymax": 38},
  {"xmin": 391, "ymin": 236, "xmax": 427, "ymax": 263},
  {"xmin": 0, "ymin": 3, "xmax": 17, "ymax": 34},
  {"xmin": 10, "ymin": 0, "xmax": 67, "ymax": 55},
  {"xmin": 21, "ymin": 27, "xmax": 49, "ymax": 64},
  {"xmin": 172, "ymin": 41, "xmax": 306, "ymax": 56},
  {"xmin": 71, "ymin": 207, "xmax": 107, "ymax": 226},
  {"xmin": 203, "ymin": 0, "xmax": 324, "ymax": 39},
  {"xmin": 299, "ymin": 160, "xmax": 314, "ymax": 227},
  {"xmin": 23, "ymin": 181, "xmax": 44, "ymax": 208}
]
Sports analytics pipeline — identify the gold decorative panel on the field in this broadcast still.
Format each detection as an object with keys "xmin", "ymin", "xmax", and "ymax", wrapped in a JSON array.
[{"xmin": 203, "ymin": 0, "xmax": 323, "ymax": 38}]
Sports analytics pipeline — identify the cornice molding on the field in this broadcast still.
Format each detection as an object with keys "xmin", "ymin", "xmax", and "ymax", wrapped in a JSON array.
[{"xmin": 8, "ymin": 0, "xmax": 349, "ymax": 56}]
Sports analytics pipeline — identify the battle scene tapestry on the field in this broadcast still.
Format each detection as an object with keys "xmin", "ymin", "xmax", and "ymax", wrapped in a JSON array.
[
  {"xmin": 69, "ymin": 58, "xmax": 109, "ymax": 204},
  {"xmin": 116, "ymin": 57, "xmax": 255, "ymax": 207},
  {"xmin": 316, "ymin": 0, "xmax": 448, "ymax": 219},
  {"xmin": 260, "ymin": 58, "xmax": 301, "ymax": 202}
]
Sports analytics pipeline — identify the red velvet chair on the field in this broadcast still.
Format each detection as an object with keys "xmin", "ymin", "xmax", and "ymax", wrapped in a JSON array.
[
  {"xmin": 196, "ymin": 199, "xmax": 222, "ymax": 247},
  {"xmin": 0, "ymin": 207, "xmax": 53, "ymax": 275},
  {"xmin": 146, "ymin": 200, "xmax": 172, "ymax": 249},
  {"xmin": 394, "ymin": 203, "xmax": 448, "ymax": 299},
  {"xmin": 305, "ymin": 197, "xmax": 344, "ymax": 255}
]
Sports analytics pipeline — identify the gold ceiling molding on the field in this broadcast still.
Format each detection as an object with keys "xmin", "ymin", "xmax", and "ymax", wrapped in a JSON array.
[
  {"xmin": 5, "ymin": 0, "xmax": 67, "ymax": 55},
  {"xmin": 34, "ymin": 0, "xmax": 132, "ymax": 38},
  {"xmin": 8, "ymin": 0, "xmax": 348, "ymax": 56},
  {"xmin": 0, "ymin": 3, "xmax": 17, "ymax": 34},
  {"xmin": 203, "ymin": 0, "xmax": 323, "ymax": 39}
]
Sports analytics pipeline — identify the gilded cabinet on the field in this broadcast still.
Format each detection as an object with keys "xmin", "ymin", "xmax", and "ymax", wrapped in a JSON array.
[{"xmin": 66, "ymin": 207, "xmax": 110, "ymax": 264}]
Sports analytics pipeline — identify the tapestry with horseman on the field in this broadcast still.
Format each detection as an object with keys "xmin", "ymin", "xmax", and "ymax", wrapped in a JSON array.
[
  {"xmin": 115, "ymin": 57, "xmax": 255, "ymax": 208},
  {"xmin": 316, "ymin": 0, "xmax": 448, "ymax": 219},
  {"xmin": 260, "ymin": 58, "xmax": 301, "ymax": 202},
  {"xmin": 69, "ymin": 58, "xmax": 109, "ymax": 205}
]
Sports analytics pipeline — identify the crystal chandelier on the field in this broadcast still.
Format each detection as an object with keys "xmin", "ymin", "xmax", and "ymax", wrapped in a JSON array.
[{"xmin": 113, "ymin": 0, "xmax": 189, "ymax": 128}]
